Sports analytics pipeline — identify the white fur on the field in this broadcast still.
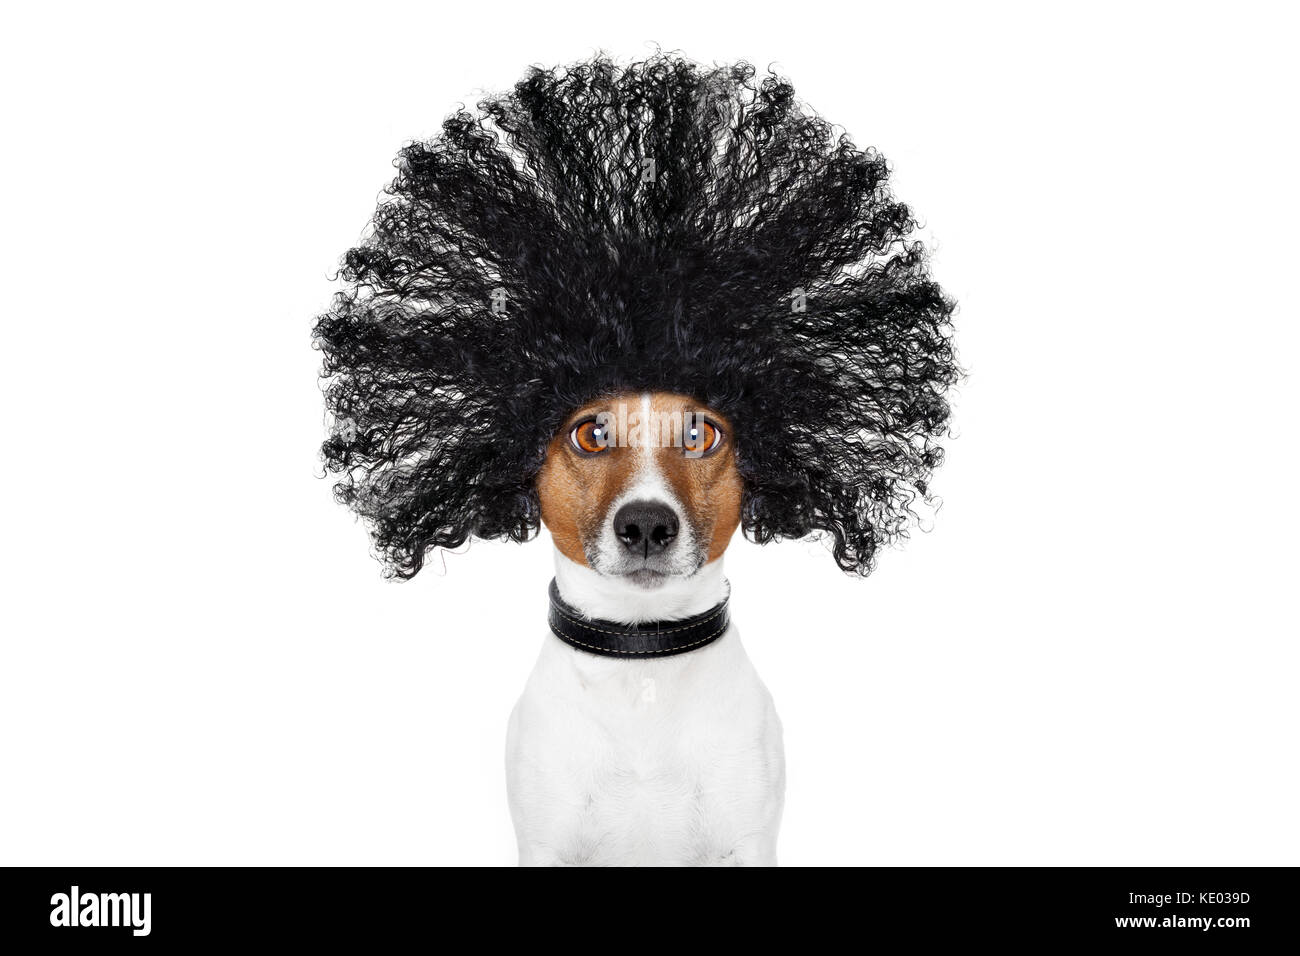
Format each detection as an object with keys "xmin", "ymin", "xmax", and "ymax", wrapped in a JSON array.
[
  {"xmin": 586, "ymin": 393, "xmax": 703, "ymax": 579},
  {"xmin": 506, "ymin": 551, "xmax": 786, "ymax": 866}
]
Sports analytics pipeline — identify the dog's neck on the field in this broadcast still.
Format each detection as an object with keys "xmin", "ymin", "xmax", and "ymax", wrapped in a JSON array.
[{"xmin": 552, "ymin": 551, "xmax": 729, "ymax": 625}]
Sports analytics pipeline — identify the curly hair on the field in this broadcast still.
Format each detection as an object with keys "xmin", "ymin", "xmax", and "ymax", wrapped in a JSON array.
[{"xmin": 313, "ymin": 52, "xmax": 958, "ymax": 579}]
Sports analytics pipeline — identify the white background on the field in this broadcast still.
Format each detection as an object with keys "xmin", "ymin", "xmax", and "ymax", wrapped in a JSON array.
[{"xmin": 2, "ymin": 2, "xmax": 1297, "ymax": 866}]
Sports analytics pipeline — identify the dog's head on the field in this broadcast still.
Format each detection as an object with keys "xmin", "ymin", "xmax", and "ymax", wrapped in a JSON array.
[
  {"xmin": 536, "ymin": 391, "xmax": 742, "ymax": 588},
  {"xmin": 314, "ymin": 53, "xmax": 958, "ymax": 580}
]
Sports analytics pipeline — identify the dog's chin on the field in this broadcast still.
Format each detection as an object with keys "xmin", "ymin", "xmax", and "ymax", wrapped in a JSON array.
[
  {"xmin": 591, "ymin": 556, "xmax": 704, "ymax": 590},
  {"xmin": 619, "ymin": 568, "xmax": 673, "ymax": 589}
]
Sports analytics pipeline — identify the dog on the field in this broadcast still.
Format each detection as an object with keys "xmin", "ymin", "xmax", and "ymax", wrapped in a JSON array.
[
  {"xmin": 313, "ymin": 53, "xmax": 956, "ymax": 866},
  {"xmin": 506, "ymin": 392, "xmax": 784, "ymax": 865}
]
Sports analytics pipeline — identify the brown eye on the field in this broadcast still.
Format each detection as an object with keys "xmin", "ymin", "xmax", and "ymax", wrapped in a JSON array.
[
  {"xmin": 570, "ymin": 419, "xmax": 610, "ymax": 455},
  {"xmin": 684, "ymin": 419, "xmax": 722, "ymax": 455}
]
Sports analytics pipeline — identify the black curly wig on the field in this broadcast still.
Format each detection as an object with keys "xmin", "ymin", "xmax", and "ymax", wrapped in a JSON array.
[{"xmin": 314, "ymin": 52, "xmax": 958, "ymax": 579}]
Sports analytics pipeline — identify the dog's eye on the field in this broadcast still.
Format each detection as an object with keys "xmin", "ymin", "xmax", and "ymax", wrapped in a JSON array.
[
  {"xmin": 684, "ymin": 419, "xmax": 722, "ymax": 455},
  {"xmin": 570, "ymin": 419, "xmax": 610, "ymax": 455}
]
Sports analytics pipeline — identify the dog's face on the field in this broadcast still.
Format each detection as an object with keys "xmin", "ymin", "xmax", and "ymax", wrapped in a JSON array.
[{"xmin": 536, "ymin": 391, "xmax": 743, "ymax": 588}]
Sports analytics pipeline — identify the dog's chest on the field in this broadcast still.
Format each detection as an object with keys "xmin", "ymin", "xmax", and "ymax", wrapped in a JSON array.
[{"xmin": 506, "ymin": 627, "xmax": 784, "ymax": 866}]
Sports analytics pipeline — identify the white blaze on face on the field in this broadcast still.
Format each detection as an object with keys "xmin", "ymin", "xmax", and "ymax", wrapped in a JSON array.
[
  {"xmin": 591, "ymin": 392, "xmax": 698, "ymax": 577},
  {"xmin": 636, "ymin": 392, "xmax": 656, "ymax": 479}
]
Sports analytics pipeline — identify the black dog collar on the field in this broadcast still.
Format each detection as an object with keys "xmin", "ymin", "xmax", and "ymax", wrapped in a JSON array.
[{"xmin": 547, "ymin": 578, "xmax": 731, "ymax": 658}]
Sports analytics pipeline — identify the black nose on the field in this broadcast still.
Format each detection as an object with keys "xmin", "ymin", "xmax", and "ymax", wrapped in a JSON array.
[{"xmin": 613, "ymin": 500, "xmax": 679, "ymax": 555}]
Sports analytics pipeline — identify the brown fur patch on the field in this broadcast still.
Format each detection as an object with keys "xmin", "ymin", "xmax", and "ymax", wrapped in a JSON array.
[{"xmin": 535, "ymin": 391, "xmax": 742, "ymax": 567}]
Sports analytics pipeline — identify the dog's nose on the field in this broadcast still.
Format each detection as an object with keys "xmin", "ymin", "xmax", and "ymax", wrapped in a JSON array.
[{"xmin": 613, "ymin": 500, "xmax": 679, "ymax": 555}]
